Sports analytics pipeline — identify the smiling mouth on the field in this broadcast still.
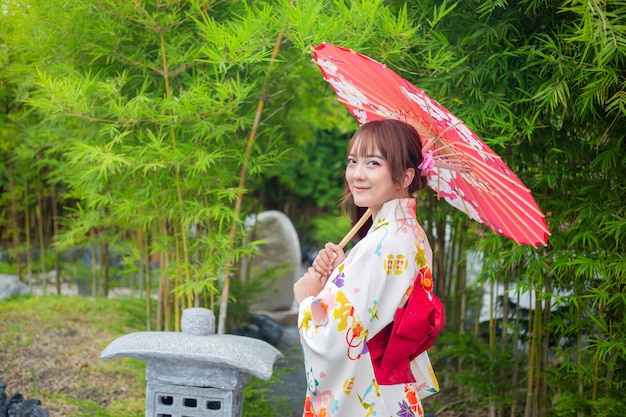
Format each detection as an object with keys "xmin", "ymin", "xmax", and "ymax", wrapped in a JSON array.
[{"xmin": 353, "ymin": 186, "xmax": 370, "ymax": 192}]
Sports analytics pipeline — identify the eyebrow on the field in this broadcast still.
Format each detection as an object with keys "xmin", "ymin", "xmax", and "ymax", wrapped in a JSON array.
[{"xmin": 348, "ymin": 152, "xmax": 385, "ymax": 159}]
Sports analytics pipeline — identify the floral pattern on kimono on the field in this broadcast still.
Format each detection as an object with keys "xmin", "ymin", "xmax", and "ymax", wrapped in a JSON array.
[{"xmin": 298, "ymin": 198, "xmax": 439, "ymax": 417}]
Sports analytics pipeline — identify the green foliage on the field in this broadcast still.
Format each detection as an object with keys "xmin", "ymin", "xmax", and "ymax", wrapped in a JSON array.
[
  {"xmin": 243, "ymin": 369, "xmax": 294, "ymax": 417},
  {"xmin": 309, "ymin": 214, "xmax": 353, "ymax": 249},
  {"xmin": 434, "ymin": 330, "xmax": 521, "ymax": 409},
  {"xmin": 265, "ymin": 128, "xmax": 349, "ymax": 213},
  {"xmin": 226, "ymin": 261, "xmax": 293, "ymax": 328},
  {"xmin": 552, "ymin": 391, "xmax": 626, "ymax": 417}
]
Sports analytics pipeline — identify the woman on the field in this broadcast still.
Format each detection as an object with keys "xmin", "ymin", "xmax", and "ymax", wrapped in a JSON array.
[{"xmin": 293, "ymin": 119, "xmax": 443, "ymax": 417}]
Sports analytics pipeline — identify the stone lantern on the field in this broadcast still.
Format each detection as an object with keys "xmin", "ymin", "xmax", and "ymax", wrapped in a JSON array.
[{"xmin": 101, "ymin": 308, "xmax": 283, "ymax": 417}]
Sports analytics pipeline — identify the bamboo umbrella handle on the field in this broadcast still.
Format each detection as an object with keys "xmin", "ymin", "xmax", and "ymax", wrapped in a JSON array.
[{"xmin": 338, "ymin": 208, "xmax": 372, "ymax": 248}]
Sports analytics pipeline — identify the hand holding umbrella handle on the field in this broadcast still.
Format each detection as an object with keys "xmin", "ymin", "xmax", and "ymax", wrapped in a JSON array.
[{"xmin": 338, "ymin": 208, "xmax": 372, "ymax": 248}]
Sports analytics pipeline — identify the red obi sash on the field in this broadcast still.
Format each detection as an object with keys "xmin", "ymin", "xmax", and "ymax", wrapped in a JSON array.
[{"xmin": 366, "ymin": 287, "xmax": 444, "ymax": 385}]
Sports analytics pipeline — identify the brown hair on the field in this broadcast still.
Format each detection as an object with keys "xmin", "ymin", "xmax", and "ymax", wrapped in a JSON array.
[{"xmin": 345, "ymin": 119, "xmax": 427, "ymax": 199}]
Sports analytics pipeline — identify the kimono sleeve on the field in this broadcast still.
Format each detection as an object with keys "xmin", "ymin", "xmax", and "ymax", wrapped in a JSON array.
[{"xmin": 298, "ymin": 229, "xmax": 419, "ymax": 360}]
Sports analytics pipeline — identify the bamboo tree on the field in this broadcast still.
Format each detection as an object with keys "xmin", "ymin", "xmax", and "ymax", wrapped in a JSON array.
[
  {"xmin": 488, "ymin": 270, "xmax": 496, "ymax": 417},
  {"xmin": 576, "ymin": 297, "xmax": 584, "ymax": 417},
  {"xmin": 217, "ymin": 33, "xmax": 284, "ymax": 334},
  {"xmin": 7, "ymin": 164, "xmax": 24, "ymax": 282},
  {"xmin": 90, "ymin": 230, "xmax": 97, "ymax": 297},
  {"xmin": 157, "ymin": 27, "xmax": 193, "ymax": 310},
  {"xmin": 50, "ymin": 181, "xmax": 61, "ymax": 294},
  {"xmin": 590, "ymin": 302, "xmax": 603, "ymax": 417},
  {"xmin": 35, "ymin": 192, "xmax": 47, "ymax": 292},
  {"xmin": 524, "ymin": 289, "xmax": 538, "ymax": 417},
  {"xmin": 23, "ymin": 179, "xmax": 33, "ymax": 282},
  {"xmin": 143, "ymin": 230, "xmax": 152, "ymax": 330},
  {"xmin": 538, "ymin": 278, "xmax": 552, "ymax": 417},
  {"xmin": 511, "ymin": 280, "xmax": 522, "ymax": 417}
]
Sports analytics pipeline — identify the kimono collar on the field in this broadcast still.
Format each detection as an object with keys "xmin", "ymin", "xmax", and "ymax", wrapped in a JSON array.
[{"xmin": 371, "ymin": 198, "xmax": 417, "ymax": 225}]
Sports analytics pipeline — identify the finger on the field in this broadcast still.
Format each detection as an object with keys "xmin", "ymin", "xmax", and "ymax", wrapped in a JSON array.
[
  {"xmin": 312, "ymin": 260, "xmax": 326, "ymax": 277},
  {"xmin": 315, "ymin": 253, "xmax": 331, "ymax": 276},
  {"xmin": 308, "ymin": 267, "xmax": 325, "ymax": 283},
  {"xmin": 325, "ymin": 243, "xmax": 338, "ymax": 259},
  {"xmin": 317, "ymin": 250, "xmax": 329, "ymax": 264}
]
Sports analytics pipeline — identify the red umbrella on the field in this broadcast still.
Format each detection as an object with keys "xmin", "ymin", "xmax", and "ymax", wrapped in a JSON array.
[{"xmin": 313, "ymin": 42, "xmax": 550, "ymax": 247}]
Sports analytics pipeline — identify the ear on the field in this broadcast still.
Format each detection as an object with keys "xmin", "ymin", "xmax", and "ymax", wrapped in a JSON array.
[{"xmin": 402, "ymin": 168, "xmax": 415, "ymax": 189}]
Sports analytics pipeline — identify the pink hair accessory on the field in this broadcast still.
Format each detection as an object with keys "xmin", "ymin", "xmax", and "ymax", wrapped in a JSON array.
[{"xmin": 418, "ymin": 150, "xmax": 435, "ymax": 173}]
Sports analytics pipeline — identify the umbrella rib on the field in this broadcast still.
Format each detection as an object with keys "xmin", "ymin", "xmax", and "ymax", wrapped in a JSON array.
[
  {"xmin": 450, "ymin": 169, "xmax": 544, "ymax": 246},
  {"xmin": 461, "ymin": 170, "xmax": 548, "ymax": 227},
  {"xmin": 434, "ymin": 142, "xmax": 548, "ymax": 219},
  {"xmin": 432, "ymin": 141, "xmax": 529, "ymax": 189},
  {"xmin": 449, "ymin": 173, "xmax": 522, "ymax": 245},
  {"xmin": 454, "ymin": 159, "xmax": 547, "ymax": 220}
]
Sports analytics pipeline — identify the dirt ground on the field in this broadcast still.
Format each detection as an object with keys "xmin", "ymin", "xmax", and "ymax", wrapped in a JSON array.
[{"xmin": 0, "ymin": 307, "xmax": 143, "ymax": 415}]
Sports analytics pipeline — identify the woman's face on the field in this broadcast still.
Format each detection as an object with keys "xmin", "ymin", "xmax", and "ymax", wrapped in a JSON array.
[{"xmin": 345, "ymin": 144, "xmax": 409, "ymax": 215}]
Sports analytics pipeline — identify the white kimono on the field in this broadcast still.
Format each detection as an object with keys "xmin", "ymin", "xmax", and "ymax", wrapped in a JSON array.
[{"xmin": 298, "ymin": 198, "xmax": 440, "ymax": 417}]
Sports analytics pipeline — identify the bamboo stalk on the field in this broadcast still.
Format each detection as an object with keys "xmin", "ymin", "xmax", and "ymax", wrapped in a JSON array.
[
  {"xmin": 576, "ymin": 303, "xmax": 583, "ymax": 417},
  {"xmin": 158, "ymin": 31, "xmax": 193, "ymax": 315},
  {"xmin": 36, "ymin": 192, "xmax": 47, "ymax": 294},
  {"xmin": 217, "ymin": 33, "xmax": 284, "ymax": 334},
  {"xmin": 590, "ymin": 303, "xmax": 603, "ymax": 417},
  {"xmin": 90, "ymin": 230, "xmax": 97, "ymax": 296},
  {"xmin": 194, "ymin": 249, "xmax": 201, "ymax": 308},
  {"xmin": 435, "ymin": 215, "xmax": 446, "ymax": 300},
  {"xmin": 24, "ymin": 179, "xmax": 33, "ymax": 283},
  {"xmin": 165, "ymin": 222, "xmax": 173, "ymax": 331},
  {"xmin": 511, "ymin": 278, "xmax": 521, "ymax": 417},
  {"xmin": 500, "ymin": 271, "xmax": 510, "ymax": 417},
  {"xmin": 96, "ymin": 240, "xmax": 103, "ymax": 296},
  {"xmin": 456, "ymin": 223, "xmax": 467, "ymax": 376},
  {"xmin": 159, "ymin": 218, "xmax": 171, "ymax": 331},
  {"xmin": 50, "ymin": 182, "xmax": 61, "ymax": 294},
  {"xmin": 532, "ymin": 289, "xmax": 542, "ymax": 416},
  {"xmin": 458, "ymin": 238, "xmax": 467, "ymax": 335},
  {"xmin": 7, "ymin": 164, "xmax": 25, "ymax": 283},
  {"xmin": 539, "ymin": 279, "xmax": 552, "ymax": 417},
  {"xmin": 523, "ymin": 290, "xmax": 536, "ymax": 417},
  {"xmin": 475, "ymin": 283, "xmax": 483, "ymax": 337},
  {"xmin": 501, "ymin": 272, "xmax": 510, "ymax": 345},
  {"xmin": 163, "ymin": 249, "xmax": 171, "ymax": 331},
  {"xmin": 488, "ymin": 274, "xmax": 496, "ymax": 417},
  {"xmin": 157, "ymin": 223, "xmax": 165, "ymax": 331},
  {"xmin": 144, "ymin": 230, "xmax": 152, "ymax": 331},
  {"xmin": 174, "ymin": 222, "xmax": 182, "ymax": 332}
]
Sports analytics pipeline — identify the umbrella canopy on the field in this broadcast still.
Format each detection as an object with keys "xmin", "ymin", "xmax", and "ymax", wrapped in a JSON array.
[{"xmin": 313, "ymin": 42, "xmax": 549, "ymax": 247}]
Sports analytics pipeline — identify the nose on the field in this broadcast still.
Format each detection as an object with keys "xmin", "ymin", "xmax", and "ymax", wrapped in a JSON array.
[{"xmin": 351, "ymin": 162, "xmax": 366, "ymax": 180}]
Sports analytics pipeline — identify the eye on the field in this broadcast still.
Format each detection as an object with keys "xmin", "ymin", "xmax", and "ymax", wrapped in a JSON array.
[
  {"xmin": 367, "ymin": 160, "xmax": 381, "ymax": 167},
  {"xmin": 347, "ymin": 157, "xmax": 357, "ymax": 165}
]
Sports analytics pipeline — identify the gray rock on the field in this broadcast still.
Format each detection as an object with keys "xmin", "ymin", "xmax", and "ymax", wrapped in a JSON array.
[
  {"xmin": 0, "ymin": 275, "xmax": 31, "ymax": 300},
  {"xmin": 0, "ymin": 380, "xmax": 49, "ymax": 417},
  {"xmin": 241, "ymin": 211, "xmax": 301, "ymax": 311}
]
